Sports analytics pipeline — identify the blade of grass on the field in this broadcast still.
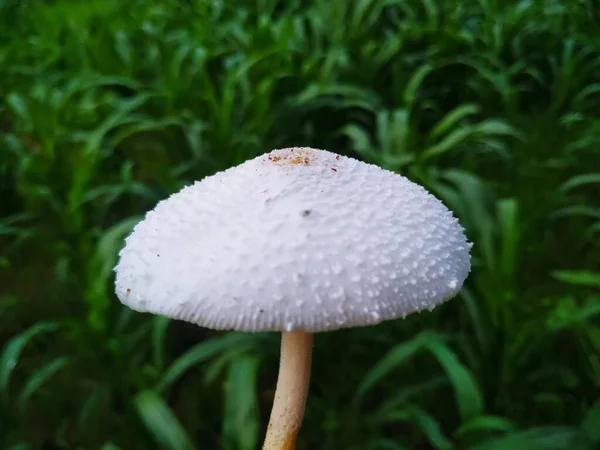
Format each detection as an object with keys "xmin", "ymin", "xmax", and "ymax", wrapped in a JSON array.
[
  {"xmin": 157, "ymin": 332, "xmax": 259, "ymax": 392},
  {"xmin": 425, "ymin": 339, "xmax": 484, "ymax": 422},
  {"xmin": 581, "ymin": 399, "xmax": 600, "ymax": 443},
  {"xmin": 222, "ymin": 355, "xmax": 260, "ymax": 450},
  {"xmin": 355, "ymin": 331, "xmax": 441, "ymax": 403},
  {"xmin": 134, "ymin": 390, "xmax": 195, "ymax": 450},
  {"xmin": 468, "ymin": 426, "xmax": 588, "ymax": 450},
  {"xmin": 0, "ymin": 322, "xmax": 59, "ymax": 404},
  {"xmin": 552, "ymin": 271, "xmax": 600, "ymax": 288},
  {"xmin": 17, "ymin": 356, "xmax": 71, "ymax": 412}
]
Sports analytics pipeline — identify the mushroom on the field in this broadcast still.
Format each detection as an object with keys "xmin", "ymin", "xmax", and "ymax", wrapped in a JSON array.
[{"xmin": 114, "ymin": 147, "xmax": 471, "ymax": 449}]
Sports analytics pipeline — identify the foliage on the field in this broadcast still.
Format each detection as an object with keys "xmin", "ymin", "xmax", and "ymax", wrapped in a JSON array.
[{"xmin": 1, "ymin": 0, "xmax": 599, "ymax": 449}]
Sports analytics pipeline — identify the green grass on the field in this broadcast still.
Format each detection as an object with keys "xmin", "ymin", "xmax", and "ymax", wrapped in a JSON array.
[{"xmin": 1, "ymin": 0, "xmax": 599, "ymax": 449}]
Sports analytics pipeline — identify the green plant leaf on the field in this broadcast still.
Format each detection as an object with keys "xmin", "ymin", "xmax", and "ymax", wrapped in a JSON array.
[
  {"xmin": 425, "ymin": 339, "xmax": 484, "ymax": 422},
  {"xmin": 459, "ymin": 287, "xmax": 491, "ymax": 354},
  {"xmin": 99, "ymin": 443, "xmax": 124, "ymax": 450},
  {"xmin": 18, "ymin": 356, "xmax": 71, "ymax": 411},
  {"xmin": 85, "ymin": 216, "xmax": 141, "ymax": 331},
  {"xmin": 456, "ymin": 415, "xmax": 515, "ymax": 437},
  {"xmin": 428, "ymin": 104, "xmax": 480, "ymax": 142},
  {"xmin": 0, "ymin": 322, "xmax": 59, "ymax": 404},
  {"xmin": 404, "ymin": 63, "xmax": 434, "ymax": 108},
  {"xmin": 153, "ymin": 316, "xmax": 171, "ymax": 370},
  {"xmin": 6, "ymin": 92, "xmax": 31, "ymax": 128},
  {"xmin": 341, "ymin": 123, "xmax": 379, "ymax": 163},
  {"xmin": 473, "ymin": 120, "xmax": 522, "ymax": 139},
  {"xmin": 374, "ymin": 376, "xmax": 447, "ymax": 418},
  {"xmin": 468, "ymin": 427, "xmax": 588, "ymax": 450},
  {"xmin": 551, "ymin": 206, "xmax": 600, "ymax": 221},
  {"xmin": 355, "ymin": 331, "xmax": 441, "ymax": 403},
  {"xmin": 368, "ymin": 439, "xmax": 409, "ymax": 450},
  {"xmin": 7, "ymin": 443, "xmax": 31, "ymax": 450},
  {"xmin": 78, "ymin": 384, "xmax": 110, "ymax": 436},
  {"xmin": 157, "ymin": 332, "xmax": 259, "ymax": 392},
  {"xmin": 581, "ymin": 399, "xmax": 600, "ymax": 442},
  {"xmin": 497, "ymin": 198, "xmax": 520, "ymax": 279},
  {"xmin": 222, "ymin": 355, "xmax": 260, "ymax": 450},
  {"xmin": 552, "ymin": 271, "xmax": 600, "ymax": 288},
  {"xmin": 422, "ymin": 127, "xmax": 474, "ymax": 160},
  {"xmin": 134, "ymin": 390, "xmax": 195, "ymax": 450},
  {"xmin": 559, "ymin": 173, "xmax": 600, "ymax": 193},
  {"xmin": 382, "ymin": 406, "xmax": 452, "ymax": 450}
]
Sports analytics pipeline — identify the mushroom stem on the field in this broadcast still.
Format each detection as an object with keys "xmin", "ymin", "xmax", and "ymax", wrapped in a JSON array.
[{"xmin": 263, "ymin": 331, "xmax": 313, "ymax": 450}]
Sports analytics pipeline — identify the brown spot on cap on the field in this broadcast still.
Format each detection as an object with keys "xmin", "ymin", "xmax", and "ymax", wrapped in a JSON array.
[{"xmin": 268, "ymin": 149, "xmax": 314, "ymax": 166}]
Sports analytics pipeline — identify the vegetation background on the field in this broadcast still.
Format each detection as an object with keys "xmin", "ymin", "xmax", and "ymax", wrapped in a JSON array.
[{"xmin": 1, "ymin": 0, "xmax": 599, "ymax": 449}]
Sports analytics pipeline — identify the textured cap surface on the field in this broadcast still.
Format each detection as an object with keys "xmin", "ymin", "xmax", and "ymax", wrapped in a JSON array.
[{"xmin": 114, "ymin": 147, "xmax": 471, "ymax": 332}]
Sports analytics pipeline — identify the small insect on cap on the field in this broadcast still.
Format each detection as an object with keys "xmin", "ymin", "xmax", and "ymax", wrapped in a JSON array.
[{"xmin": 115, "ymin": 147, "xmax": 472, "ymax": 333}]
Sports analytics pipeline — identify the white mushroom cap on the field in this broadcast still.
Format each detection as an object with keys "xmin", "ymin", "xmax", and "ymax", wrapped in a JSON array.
[{"xmin": 114, "ymin": 147, "xmax": 471, "ymax": 333}]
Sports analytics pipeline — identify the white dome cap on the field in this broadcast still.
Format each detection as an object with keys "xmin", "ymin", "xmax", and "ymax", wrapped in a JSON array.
[{"xmin": 115, "ymin": 148, "xmax": 472, "ymax": 333}]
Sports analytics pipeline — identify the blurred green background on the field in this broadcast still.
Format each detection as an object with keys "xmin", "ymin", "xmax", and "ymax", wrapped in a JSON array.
[{"xmin": 1, "ymin": 0, "xmax": 599, "ymax": 449}]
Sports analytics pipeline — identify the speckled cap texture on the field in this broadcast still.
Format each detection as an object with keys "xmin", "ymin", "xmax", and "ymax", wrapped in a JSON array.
[{"xmin": 115, "ymin": 147, "xmax": 472, "ymax": 332}]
